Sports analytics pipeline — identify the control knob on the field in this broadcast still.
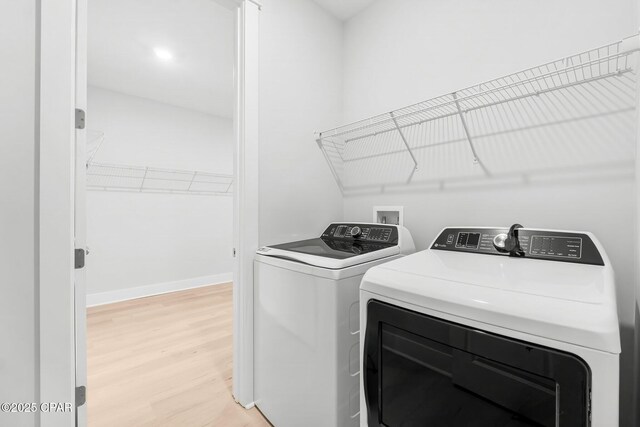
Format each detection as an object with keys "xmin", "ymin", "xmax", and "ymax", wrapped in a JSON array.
[
  {"xmin": 493, "ymin": 223, "xmax": 525, "ymax": 257},
  {"xmin": 350, "ymin": 226, "xmax": 362, "ymax": 238},
  {"xmin": 493, "ymin": 233, "xmax": 508, "ymax": 251}
]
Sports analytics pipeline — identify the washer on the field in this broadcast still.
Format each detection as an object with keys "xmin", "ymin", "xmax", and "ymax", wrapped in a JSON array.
[
  {"xmin": 254, "ymin": 223, "xmax": 415, "ymax": 427},
  {"xmin": 360, "ymin": 225, "xmax": 620, "ymax": 427}
]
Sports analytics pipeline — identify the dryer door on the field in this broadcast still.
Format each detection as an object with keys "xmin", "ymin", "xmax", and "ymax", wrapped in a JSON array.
[{"xmin": 363, "ymin": 300, "xmax": 591, "ymax": 426}]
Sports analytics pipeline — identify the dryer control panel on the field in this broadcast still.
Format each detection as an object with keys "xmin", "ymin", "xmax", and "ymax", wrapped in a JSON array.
[
  {"xmin": 430, "ymin": 227, "xmax": 604, "ymax": 265},
  {"xmin": 322, "ymin": 223, "xmax": 398, "ymax": 244}
]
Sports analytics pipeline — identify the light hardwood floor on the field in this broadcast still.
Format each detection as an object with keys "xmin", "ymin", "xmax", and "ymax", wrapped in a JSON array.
[{"xmin": 87, "ymin": 284, "xmax": 269, "ymax": 427}]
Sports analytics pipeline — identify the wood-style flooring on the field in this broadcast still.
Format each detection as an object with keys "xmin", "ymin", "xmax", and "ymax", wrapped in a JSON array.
[{"xmin": 87, "ymin": 284, "xmax": 269, "ymax": 427}]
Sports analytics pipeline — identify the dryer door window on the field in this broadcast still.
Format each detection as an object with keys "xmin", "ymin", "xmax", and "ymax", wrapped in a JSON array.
[{"xmin": 363, "ymin": 300, "xmax": 591, "ymax": 426}]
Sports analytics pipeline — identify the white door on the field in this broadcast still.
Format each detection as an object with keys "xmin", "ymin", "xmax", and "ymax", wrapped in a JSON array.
[{"xmin": 74, "ymin": 0, "xmax": 88, "ymax": 424}]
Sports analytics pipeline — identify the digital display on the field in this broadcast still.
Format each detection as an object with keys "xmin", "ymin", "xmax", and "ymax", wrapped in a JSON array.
[
  {"xmin": 466, "ymin": 233, "xmax": 480, "ymax": 248},
  {"xmin": 334, "ymin": 226, "xmax": 347, "ymax": 237},
  {"xmin": 456, "ymin": 232, "xmax": 480, "ymax": 249}
]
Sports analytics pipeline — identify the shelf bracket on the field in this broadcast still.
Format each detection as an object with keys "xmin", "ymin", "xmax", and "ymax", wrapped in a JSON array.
[
  {"xmin": 140, "ymin": 167, "xmax": 149, "ymax": 192},
  {"xmin": 390, "ymin": 111, "xmax": 419, "ymax": 180},
  {"xmin": 187, "ymin": 171, "xmax": 198, "ymax": 191},
  {"xmin": 316, "ymin": 137, "xmax": 345, "ymax": 194},
  {"xmin": 452, "ymin": 92, "xmax": 491, "ymax": 176}
]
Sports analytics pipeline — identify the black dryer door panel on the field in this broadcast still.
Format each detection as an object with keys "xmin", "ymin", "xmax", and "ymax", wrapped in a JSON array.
[{"xmin": 363, "ymin": 300, "xmax": 591, "ymax": 426}]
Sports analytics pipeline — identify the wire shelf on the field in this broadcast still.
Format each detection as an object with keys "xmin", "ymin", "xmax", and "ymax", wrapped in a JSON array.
[
  {"xmin": 87, "ymin": 162, "xmax": 233, "ymax": 196},
  {"xmin": 317, "ymin": 34, "xmax": 640, "ymax": 193}
]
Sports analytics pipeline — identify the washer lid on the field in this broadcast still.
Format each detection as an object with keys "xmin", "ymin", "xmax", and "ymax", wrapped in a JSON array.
[
  {"xmin": 257, "ymin": 240, "xmax": 400, "ymax": 269},
  {"xmin": 271, "ymin": 237, "xmax": 396, "ymax": 258},
  {"xmin": 256, "ymin": 222, "xmax": 414, "ymax": 269},
  {"xmin": 361, "ymin": 245, "xmax": 620, "ymax": 353}
]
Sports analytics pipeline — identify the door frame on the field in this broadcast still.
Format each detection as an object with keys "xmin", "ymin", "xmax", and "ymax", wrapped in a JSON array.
[
  {"xmin": 38, "ymin": 0, "xmax": 77, "ymax": 425},
  {"xmin": 38, "ymin": 1, "xmax": 260, "ymax": 425},
  {"xmin": 227, "ymin": 0, "xmax": 261, "ymax": 408},
  {"xmin": 73, "ymin": 0, "xmax": 88, "ymax": 424}
]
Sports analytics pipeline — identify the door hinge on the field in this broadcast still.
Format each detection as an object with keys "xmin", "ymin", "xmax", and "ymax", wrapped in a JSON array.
[
  {"xmin": 75, "ymin": 248, "xmax": 85, "ymax": 269},
  {"xmin": 75, "ymin": 108, "xmax": 86, "ymax": 129},
  {"xmin": 232, "ymin": 248, "xmax": 237, "ymax": 257},
  {"xmin": 75, "ymin": 386, "xmax": 86, "ymax": 407}
]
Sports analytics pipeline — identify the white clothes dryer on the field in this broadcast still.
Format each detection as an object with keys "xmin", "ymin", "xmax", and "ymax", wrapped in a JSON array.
[{"xmin": 360, "ymin": 225, "xmax": 620, "ymax": 426}]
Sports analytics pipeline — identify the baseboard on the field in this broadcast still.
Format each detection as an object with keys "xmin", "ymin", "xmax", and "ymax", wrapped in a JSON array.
[{"xmin": 86, "ymin": 272, "xmax": 233, "ymax": 307}]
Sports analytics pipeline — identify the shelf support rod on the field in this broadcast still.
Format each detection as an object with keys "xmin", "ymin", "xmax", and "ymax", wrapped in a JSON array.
[
  {"xmin": 390, "ymin": 111, "xmax": 418, "ymax": 171},
  {"xmin": 316, "ymin": 137, "xmax": 345, "ymax": 194},
  {"xmin": 452, "ymin": 92, "xmax": 491, "ymax": 176},
  {"xmin": 140, "ymin": 167, "xmax": 149, "ymax": 192},
  {"xmin": 187, "ymin": 171, "xmax": 198, "ymax": 191}
]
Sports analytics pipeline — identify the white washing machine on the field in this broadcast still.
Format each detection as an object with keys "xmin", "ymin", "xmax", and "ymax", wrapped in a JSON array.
[
  {"xmin": 254, "ymin": 223, "xmax": 415, "ymax": 427},
  {"xmin": 360, "ymin": 225, "xmax": 620, "ymax": 426}
]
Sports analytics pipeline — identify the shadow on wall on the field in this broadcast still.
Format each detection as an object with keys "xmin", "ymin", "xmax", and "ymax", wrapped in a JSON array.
[
  {"xmin": 318, "ymin": 40, "xmax": 637, "ymax": 195},
  {"xmin": 631, "ymin": 302, "xmax": 640, "ymax": 425},
  {"xmin": 635, "ymin": 303, "xmax": 640, "ymax": 424},
  {"xmin": 621, "ymin": 323, "xmax": 637, "ymax": 426}
]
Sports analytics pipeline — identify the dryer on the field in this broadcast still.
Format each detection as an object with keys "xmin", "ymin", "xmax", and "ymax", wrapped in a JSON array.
[
  {"xmin": 254, "ymin": 223, "xmax": 415, "ymax": 427},
  {"xmin": 360, "ymin": 225, "xmax": 620, "ymax": 426}
]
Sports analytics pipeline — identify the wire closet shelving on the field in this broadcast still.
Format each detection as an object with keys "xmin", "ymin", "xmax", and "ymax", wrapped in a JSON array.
[
  {"xmin": 87, "ymin": 162, "xmax": 233, "ymax": 196},
  {"xmin": 84, "ymin": 125, "xmax": 233, "ymax": 196},
  {"xmin": 316, "ymin": 35, "xmax": 640, "ymax": 194}
]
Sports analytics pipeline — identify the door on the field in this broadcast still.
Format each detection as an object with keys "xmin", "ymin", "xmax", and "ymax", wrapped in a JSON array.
[
  {"xmin": 363, "ymin": 300, "xmax": 592, "ymax": 427},
  {"xmin": 74, "ymin": 0, "xmax": 88, "ymax": 424}
]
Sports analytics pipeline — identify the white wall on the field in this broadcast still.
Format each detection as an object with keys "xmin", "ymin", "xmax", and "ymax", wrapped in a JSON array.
[
  {"xmin": 258, "ymin": 0, "xmax": 344, "ymax": 245},
  {"xmin": 87, "ymin": 87, "xmax": 233, "ymax": 172},
  {"xmin": 86, "ymin": 87, "xmax": 233, "ymax": 300},
  {"xmin": 342, "ymin": 0, "xmax": 638, "ymax": 424},
  {"xmin": 0, "ymin": 2, "xmax": 37, "ymax": 426},
  {"xmin": 343, "ymin": 0, "xmax": 637, "ymax": 121}
]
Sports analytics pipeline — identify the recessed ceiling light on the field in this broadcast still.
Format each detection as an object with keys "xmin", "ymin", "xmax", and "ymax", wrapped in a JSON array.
[{"xmin": 153, "ymin": 47, "xmax": 173, "ymax": 61}]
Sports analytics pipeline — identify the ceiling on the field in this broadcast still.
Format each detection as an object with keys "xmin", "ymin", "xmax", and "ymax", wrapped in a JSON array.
[
  {"xmin": 311, "ymin": 0, "xmax": 376, "ymax": 20},
  {"xmin": 88, "ymin": 0, "xmax": 234, "ymax": 118}
]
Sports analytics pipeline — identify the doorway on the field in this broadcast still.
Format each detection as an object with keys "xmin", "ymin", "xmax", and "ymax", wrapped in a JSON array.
[
  {"xmin": 84, "ymin": 0, "xmax": 236, "ymax": 306},
  {"xmin": 82, "ymin": 0, "xmax": 238, "ymax": 424},
  {"xmin": 46, "ymin": 0, "xmax": 263, "ymax": 425}
]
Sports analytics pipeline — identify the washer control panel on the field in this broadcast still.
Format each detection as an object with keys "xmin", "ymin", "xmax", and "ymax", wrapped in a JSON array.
[
  {"xmin": 431, "ymin": 227, "xmax": 603, "ymax": 265},
  {"xmin": 322, "ymin": 223, "xmax": 398, "ymax": 244}
]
